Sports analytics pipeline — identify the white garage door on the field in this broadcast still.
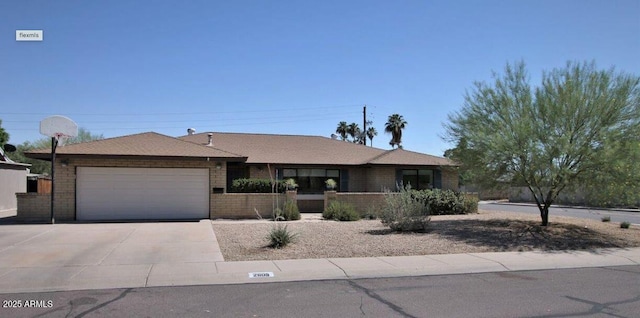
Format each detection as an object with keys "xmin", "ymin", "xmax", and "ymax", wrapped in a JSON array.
[{"xmin": 77, "ymin": 167, "xmax": 209, "ymax": 221}]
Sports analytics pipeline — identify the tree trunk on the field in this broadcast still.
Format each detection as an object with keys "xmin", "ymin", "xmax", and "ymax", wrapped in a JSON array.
[{"xmin": 540, "ymin": 205, "xmax": 549, "ymax": 226}]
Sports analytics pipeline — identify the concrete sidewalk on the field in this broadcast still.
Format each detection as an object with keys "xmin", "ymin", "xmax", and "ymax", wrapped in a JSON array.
[{"xmin": 2, "ymin": 247, "xmax": 639, "ymax": 294}]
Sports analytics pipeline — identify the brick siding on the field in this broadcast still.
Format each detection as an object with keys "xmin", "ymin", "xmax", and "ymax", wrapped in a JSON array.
[
  {"xmin": 16, "ymin": 193, "xmax": 51, "ymax": 221},
  {"xmin": 324, "ymin": 191, "xmax": 387, "ymax": 216},
  {"xmin": 211, "ymin": 193, "xmax": 287, "ymax": 219},
  {"xmin": 441, "ymin": 168, "xmax": 459, "ymax": 191},
  {"xmin": 17, "ymin": 155, "xmax": 459, "ymax": 221}
]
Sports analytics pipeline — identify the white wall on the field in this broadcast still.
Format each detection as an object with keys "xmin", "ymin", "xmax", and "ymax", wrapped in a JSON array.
[{"xmin": 0, "ymin": 164, "xmax": 28, "ymax": 216}]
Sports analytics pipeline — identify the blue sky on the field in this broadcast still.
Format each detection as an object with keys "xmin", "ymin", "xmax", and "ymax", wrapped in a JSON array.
[{"xmin": 1, "ymin": 0, "xmax": 638, "ymax": 156}]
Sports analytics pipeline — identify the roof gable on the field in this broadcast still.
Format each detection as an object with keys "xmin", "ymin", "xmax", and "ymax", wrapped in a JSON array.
[{"xmin": 366, "ymin": 148, "xmax": 454, "ymax": 166}]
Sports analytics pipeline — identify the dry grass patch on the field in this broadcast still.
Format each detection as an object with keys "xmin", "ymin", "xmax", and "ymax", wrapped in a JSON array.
[{"xmin": 212, "ymin": 210, "xmax": 640, "ymax": 261}]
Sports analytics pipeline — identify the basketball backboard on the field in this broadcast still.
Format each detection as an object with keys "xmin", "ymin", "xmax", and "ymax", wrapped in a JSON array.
[{"xmin": 40, "ymin": 115, "xmax": 78, "ymax": 140}]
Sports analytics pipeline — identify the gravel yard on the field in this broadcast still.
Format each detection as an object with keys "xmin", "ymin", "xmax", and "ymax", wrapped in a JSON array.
[{"xmin": 212, "ymin": 210, "xmax": 640, "ymax": 261}]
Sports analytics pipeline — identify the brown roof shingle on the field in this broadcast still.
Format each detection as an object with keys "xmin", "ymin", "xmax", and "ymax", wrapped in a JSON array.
[
  {"xmin": 366, "ymin": 148, "xmax": 453, "ymax": 166},
  {"xmin": 179, "ymin": 132, "xmax": 456, "ymax": 166},
  {"xmin": 180, "ymin": 132, "xmax": 385, "ymax": 165},
  {"xmin": 26, "ymin": 132, "xmax": 245, "ymax": 160}
]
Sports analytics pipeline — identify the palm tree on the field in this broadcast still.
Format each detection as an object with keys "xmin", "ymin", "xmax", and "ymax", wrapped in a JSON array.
[
  {"xmin": 336, "ymin": 121, "xmax": 349, "ymax": 141},
  {"xmin": 384, "ymin": 114, "xmax": 407, "ymax": 148},
  {"xmin": 366, "ymin": 126, "xmax": 378, "ymax": 147},
  {"xmin": 347, "ymin": 122, "xmax": 361, "ymax": 143}
]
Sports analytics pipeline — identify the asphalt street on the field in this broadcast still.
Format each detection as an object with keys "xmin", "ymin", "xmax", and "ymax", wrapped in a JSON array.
[
  {"xmin": 2, "ymin": 266, "xmax": 639, "ymax": 318},
  {"xmin": 481, "ymin": 202, "xmax": 640, "ymax": 225}
]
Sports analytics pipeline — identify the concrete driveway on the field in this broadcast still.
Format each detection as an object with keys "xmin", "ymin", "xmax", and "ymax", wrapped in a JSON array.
[{"xmin": 0, "ymin": 220, "xmax": 224, "ymax": 293}]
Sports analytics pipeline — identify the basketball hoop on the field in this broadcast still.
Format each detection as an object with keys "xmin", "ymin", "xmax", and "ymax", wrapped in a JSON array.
[
  {"xmin": 40, "ymin": 116, "xmax": 78, "ymax": 224},
  {"xmin": 53, "ymin": 133, "xmax": 72, "ymax": 147}
]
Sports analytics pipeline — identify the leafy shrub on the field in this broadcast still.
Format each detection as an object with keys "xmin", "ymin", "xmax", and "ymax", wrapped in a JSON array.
[
  {"xmin": 231, "ymin": 178, "xmax": 285, "ymax": 193},
  {"xmin": 462, "ymin": 194, "xmax": 479, "ymax": 214},
  {"xmin": 273, "ymin": 207, "xmax": 285, "ymax": 221},
  {"xmin": 323, "ymin": 201, "xmax": 361, "ymax": 221},
  {"xmin": 621, "ymin": 221, "xmax": 631, "ymax": 229},
  {"xmin": 325, "ymin": 178, "xmax": 337, "ymax": 190},
  {"xmin": 379, "ymin": 187, "xmax": 430, "ymax": 232},
  {"xmin": 601, "ymin": 216, "xmax": 611, "ymax": 222},
  {"xmin": 411, "ymin": 189, "xmax": 477, "ymax": 215},
  {"xmin": 273, "ymin": 201, "xmax": 300, "ymax": 221},
  {"xmin": 282, "ymin": 199, "xmax": 301, "ymax": 221},
  {"xmin": 285, "ymin": 178, "xmax": 298, "ymax": 190},
  {"xmin": 267, "ymin": 224, "xmax": 297, "ymax": 248},
  {"xmin": 362, "ymin": 205, "xmax": 379, "ymax": 220}
]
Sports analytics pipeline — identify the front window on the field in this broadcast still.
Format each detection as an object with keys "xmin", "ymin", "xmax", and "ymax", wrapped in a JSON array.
[
  {"xmin": 283, "ymin": 168, "xmax": 340, "ymax": 194},
  {"xmin": 402, "ymin": 169, "xmax": 433, "ymax": 190}
]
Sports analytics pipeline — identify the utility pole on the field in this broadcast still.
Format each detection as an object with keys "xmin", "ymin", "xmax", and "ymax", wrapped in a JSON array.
[{"xmin": 363, "ymin": 105, "xmax": 367, "ymax": 146}]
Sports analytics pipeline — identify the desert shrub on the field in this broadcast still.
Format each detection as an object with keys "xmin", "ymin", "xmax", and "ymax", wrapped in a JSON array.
[
  {"xmin": 267, "ymin": 224, "xmax": 297, "ymax": 248},
  {"xmin": 323, "ymin": 201, "xmax": 361, "ymax": 221},
  {"xmin": 231, "ymin": 178, "xmax": 285, "ymax": 193},
  {"xmin": 412, "ymin": 189, "xmax": 477, "ymax": 215},
  {"xmin": 362, "ymin": 205, "xmax": 379, "ymax": 220},
  {"xmin": 282, "ymin": 199, "xmax": 301, "ymax": 221},
  {"xmin": 379, "ymin": 187, "xmax": 430, "ymax": 232},
  {"xmin": 621, "ymin": 221, "xmax": 631, "ymax": 229},
  {"xmin": 273, "ymin": 207, "xmax": 285, "ymax": 221},
  {"xmin": 601, "ymin": 216, "xmax": 611, "ymax": 222},
  {"xmin": 462, "ymin": 194, "xmax": 479, "ymax": 214}
]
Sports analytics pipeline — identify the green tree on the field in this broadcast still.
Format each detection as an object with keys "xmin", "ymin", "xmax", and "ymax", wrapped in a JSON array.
[
  {"xmin": 335, "ymin": 121, "xmax": 349, "ymax": 141},
  {"xmin": 445, "ymin": 61, "xmax": 640, "ymax": 226},
  {"xmin": 7, "ymin": 127, "xmax": 104, "ymax": 175},
  {"xmin": 366, "ymin": 126, "xmax": 378, "ymax": 147},
  {"xmin": 385, "ymin": 114, "xmax": 407, "ymax": 148},
  {"xmin": 582, "ymin": 131, "xmax": 640, "ymax": 207},
  {"xmin": 66, "ymin": 127, "xmax": 104, "ymax": 144},
  {"xmin": 347, "ymin": 122, "xmax": 362, "ymax": 143},
  {"xmin": 7, "ymin": 141, "xmax": 51, "ymax": 174},
  {"xmin": 443, "ymin": 138, "xmax": 475, "ymax": 187},
  {"xmin": 0, "ymin": 119, "xmax": 9, "ymax": 147}
]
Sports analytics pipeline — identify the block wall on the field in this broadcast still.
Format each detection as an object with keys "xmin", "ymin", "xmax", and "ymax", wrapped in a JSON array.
[
  {"xmin": 16, "ymin": 193, "xmax": 51, "ymax": 222},
  {"xmin": 365, "ymin": 167, "xmax": 397, "ymax": 192},
  {"xmin": 210, "ymin": 193, "xmax": 285, "ymax": 219},
  {"xmin": 324, "ymin": 191, "xmax": 387, "ymax": 216},
  {"xmin": 441, "ymin": 168, "xmax": 459, "ymax": 191}
]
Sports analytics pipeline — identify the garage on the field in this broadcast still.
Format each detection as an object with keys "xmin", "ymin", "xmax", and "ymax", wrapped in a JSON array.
[{"xmin": 76, "ymin": 167, "xmax": 209, "ymax": 221}]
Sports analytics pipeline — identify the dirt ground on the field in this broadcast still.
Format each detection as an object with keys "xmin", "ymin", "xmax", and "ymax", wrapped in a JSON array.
[{"xmin": 212, "ymin": 210, "xmax": 640, "ymax": 261}]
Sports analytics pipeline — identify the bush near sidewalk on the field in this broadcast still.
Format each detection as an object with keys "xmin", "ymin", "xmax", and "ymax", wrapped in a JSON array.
[
  {"xmin": 266, "ymin": 224, "xmax": 298, "ymax": 249},
  {"xmin": 379, "ymin": 187, "xmax": 431, "ymax": 232},
  {"xmin": 412, "ymin": 189, "xmax": 478, "ymax": 215},
  {"xmin": 323, "ymin": 201, "xmax": 361, "ymax": 221},
  {"xmin": 378, "ymin": 188, "xmax": 478, "ymax": 232},
  {"xmin": 273, "ymin": 200, "xmax": 301, "ymax": 221}
]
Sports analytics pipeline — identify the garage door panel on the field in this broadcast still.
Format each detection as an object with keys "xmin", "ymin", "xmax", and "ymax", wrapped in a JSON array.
[{"xmin": 77, "ymin": 167, "xmax": 209, "ymax": 221}]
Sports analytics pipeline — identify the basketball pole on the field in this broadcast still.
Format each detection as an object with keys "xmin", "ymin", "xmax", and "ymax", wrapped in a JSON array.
[{"xmin": 50, "ymin": 136, "xmax": 58, "ymax": 224}]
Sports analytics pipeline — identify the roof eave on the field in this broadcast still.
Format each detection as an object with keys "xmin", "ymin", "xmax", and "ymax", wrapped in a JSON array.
[
  {"xmin": 365, "ymin": 162, "xmax": 459, "ymax": 167},
  {"xmin": 24, "ymin": 153, "xmax": 248, "ymax": 162},
  {"xmin": 0, "ymin": 161, "xmax": 32, "ymax": 169}
]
